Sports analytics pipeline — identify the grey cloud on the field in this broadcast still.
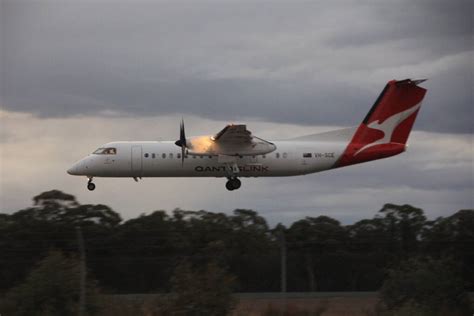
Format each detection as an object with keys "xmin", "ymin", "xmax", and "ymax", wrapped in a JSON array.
[
  {"xmin": 326, "ymin": 1, "xmax": 472, "ymax": 51},
  {"xmin": 1, "ymin": 0, "xmax": 473, "ymax": 133}
]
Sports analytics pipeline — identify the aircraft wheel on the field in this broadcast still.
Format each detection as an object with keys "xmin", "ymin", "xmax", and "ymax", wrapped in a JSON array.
[
  {"xmin": 231, "ymin": 178, "xmax": 241, "ymax": 190},
  {"xmin": 225, "ymin": 180, "xmax": 234, "ymax": 191},
  {"xmin": 87, "ymin": 182, "xmax": 96, "ymax": 191}
]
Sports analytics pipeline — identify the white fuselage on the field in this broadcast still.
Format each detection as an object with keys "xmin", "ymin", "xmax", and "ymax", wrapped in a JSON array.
[
  {"xmin": 67, "ymin": 78, "xmax": 426, "ymax": 192},
  {"xmin": 68, "ymin": 140, "xmax": 348, "ymax": 178}
]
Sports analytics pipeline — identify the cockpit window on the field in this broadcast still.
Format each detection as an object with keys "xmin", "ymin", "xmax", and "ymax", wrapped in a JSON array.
[{"xmin": 93, "ymin": 147, "xmax": 117, "ymax": 155}]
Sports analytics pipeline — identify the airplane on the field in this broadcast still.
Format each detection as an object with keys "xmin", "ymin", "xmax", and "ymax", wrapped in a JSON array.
[{"xmin": 67, "ymin": 78, "xmax": 427, "ymax": 191}]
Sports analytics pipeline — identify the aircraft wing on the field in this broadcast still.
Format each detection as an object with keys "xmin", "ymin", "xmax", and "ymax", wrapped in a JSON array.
[
  {"xmin": 187, "ymin": 124, "xmax": 276, "ymax": 156},
  {"xmin": 212, "ymin": 124, "xmax": 252, "ymax": 144}
]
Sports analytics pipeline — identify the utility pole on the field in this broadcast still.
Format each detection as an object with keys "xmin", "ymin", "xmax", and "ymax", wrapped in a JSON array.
[
  {"xmin": 279, "ymin": 226, "xmax": 287, "ymax": 293},
  {"xmin": 279, "ymin": 225, "xmax": 288, "ymax": 312},
  {"xmin": 76, "ymin": 226, "xmax": 86, "ymax": 316}
]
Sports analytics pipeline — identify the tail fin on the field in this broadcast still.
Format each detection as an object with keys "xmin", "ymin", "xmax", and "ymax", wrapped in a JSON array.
[{"xmin": 337, "ymin": 79, "xmax": 427, "ymax": 167}]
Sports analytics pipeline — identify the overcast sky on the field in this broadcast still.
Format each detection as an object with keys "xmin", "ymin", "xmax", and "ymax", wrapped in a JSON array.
[{"xmin": 1, "ymin": 0, "xmax": 472, "ymax": 225}]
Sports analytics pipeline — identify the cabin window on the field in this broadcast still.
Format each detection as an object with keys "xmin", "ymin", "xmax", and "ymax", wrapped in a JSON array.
[
  {"xmin": 262, "ymin": 155, "xmax": 266, "ymax": 159},
  {"xmin": 192, "ymin": 155, "xmax": 196, "ymax": 159},
  {"xmin": 152, "ymin": 153, "xmax": 156, "ymax": 159},
  {"xmin": 144, "ymin": 153, "xmax": 149, "ymax": 158},
  {"xmin": 208, "ymin": 155, "xmax": 212, "ymax": 159},
  {"xmin": 303, "ymin": 153, "xmax": 312, "ymax": 158},
  {"xmin": 169, "ymin": 153, "xmax": 173, "ymax": 159},
  {"xmin": 283, "ymin": 152, "xmax": 288, "ymax": 158},
  {"xmin": 177, "ymin": 153, "xmax": 181, "ymax": 159},
  {"xmin": 276, "ymin": 153, "xmax": 280, "ymax": 158},
  {"xmin": 162, "ymin": 153, "xmax": 166, "ymax": 159},
  {"xmin": 200, "ymin": 156, "xmax": 204, "ymax": 159},
  {"xmin": 93, "ymin": 147, "xmax": 116, "ymax": 155}
]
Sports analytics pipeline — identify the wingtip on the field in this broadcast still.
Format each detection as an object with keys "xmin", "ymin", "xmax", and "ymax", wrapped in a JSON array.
[
  {"xmin": 412, "ymin": 78, "xmax": 428, "ymax": 85},
  {"xmin": 394, "ymin": 78, "xmax": 428, "ymax": 86}
]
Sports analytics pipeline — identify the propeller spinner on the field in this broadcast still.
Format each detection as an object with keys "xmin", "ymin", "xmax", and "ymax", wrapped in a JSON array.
[{"xmin": 174, "ymin": 119, "xmax": 187, "ymax": 166}]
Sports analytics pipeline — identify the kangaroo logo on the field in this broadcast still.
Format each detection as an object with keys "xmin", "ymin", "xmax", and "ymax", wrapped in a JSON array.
[{"xmin": 354, "ymin": 102, "xmax": 421, "ymax": 156}]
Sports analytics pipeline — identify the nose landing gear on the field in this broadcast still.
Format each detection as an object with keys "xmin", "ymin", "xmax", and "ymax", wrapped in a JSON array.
[
  {"xmin": 87, "ymin": 178, "xmax": 96, "ymax": 191},
  {"xmin": 226, "ymin": 177, "xmax": 241, "ymax": 191}
]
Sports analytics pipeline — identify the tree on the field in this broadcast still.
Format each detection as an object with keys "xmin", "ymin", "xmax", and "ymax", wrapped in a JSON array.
[
  {"xmin": 347, "ymin": 218, "xmax": 394, "ymax": 290},
  {"xmin": 348, "ymin": 218, "xmax": 387, "ymax": 246},
  {"xmin": 376, "ymin": 204, "xmax": 426, "ymax": 252},
  {"xmin": 160, "ymin": 260, "xmax": 237, "ymax": 316},
  {"xmin": 0, "ymin": 251, "xmax": 101, "ymax": 316},
  {"xmin": 286, "ymin": 216, "xmax": 348, "ymax": 291},
  {"xmin": 422, "ymin": 209, "xmax": 474, "ymax": 294},
  {"xmin": 108, "ymin": 210, "xmax": 176, "ymax": 293},
  {"xmin": 0, "ymin": 190, "xmax": 122, "ymax": 292},
  {"xmin": 423, "ymin": 209, "xmax": 474, "ymax": 244},
  {"xmin": 2, "ymin": 190, "xmax": 473, "ymax": 295},
  {"xmin": 379, "ymin": 256, "xmax": 471, "ymax": 316},
  {"xmin": 12, "ymin": 190, "xmax": 121, "ymax": 227}
]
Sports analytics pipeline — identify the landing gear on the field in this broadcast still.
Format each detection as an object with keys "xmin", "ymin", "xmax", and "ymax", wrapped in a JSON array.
[
  {"xmin": 226, "ymin": 177, "xmax": 241, "ymax": 191},
  {"xmin": 223, "ymin": 161, "xmax": 241, "ymax": 191},
  {"xmin": 87, "ymin": 178, "xmax": 96, "ymax": 191}
]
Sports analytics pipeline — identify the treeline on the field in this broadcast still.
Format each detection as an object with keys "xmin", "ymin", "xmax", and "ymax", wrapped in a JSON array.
[{"xmin": 1, "ymin": 190, "xmax": 473, "ymax": 294}]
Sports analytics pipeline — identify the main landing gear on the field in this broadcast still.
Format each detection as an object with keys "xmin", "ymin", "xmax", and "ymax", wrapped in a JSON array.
[
  {"xmin": 226, "ymin": 177, "xmax": 241, "ymax": 191},
  {"xmin": 87, "ymin": 178, "xmax": 96, "ymax": 191},
  {"xmin": 224, "ymin": 162, "xmax": 241, "ymax": 191}
]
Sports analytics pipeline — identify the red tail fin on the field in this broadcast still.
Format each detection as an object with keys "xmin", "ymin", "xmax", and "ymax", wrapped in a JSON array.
[{"xmin": 337, "ymin": 79, "xmax": 427, "ymax": 167}]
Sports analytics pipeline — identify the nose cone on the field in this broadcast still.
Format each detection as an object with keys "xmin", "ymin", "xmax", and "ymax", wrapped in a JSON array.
[
  {"xmin": 67, "ymin": 158, "xmax": 86, "ymax": 175},
  {"xmin": 67, "ymin": 164, "xmax": 79, "ymax": 175},
  {"xmin": 68, "ymin": 157, "xmax": 93, "ymax": 175}
]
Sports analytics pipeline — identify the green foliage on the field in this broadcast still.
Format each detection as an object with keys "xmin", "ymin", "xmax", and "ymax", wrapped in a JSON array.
[
  {"xmin": 376, "ymin": 203, "xmax": 426, "ymax": 252},
  {"xmin": 0, "ymin": 251, "xmax": 101, "ymax": 316},
  {"xmin": 423, "ymin": 209, "xmax": 474, "ymax": 243},
  {"xmin": 287, "ymin": 215, "xmax": 347, "ymax": 245},
  {"xmin": 13, "ymin": 189, "xmax": 121, "ymax": 227},
  {"xmin": 286, "ymin": 215, "xmax": 348, "ymax": 291},
  {"xmin": 1, "ymin": 190, "xmax": 473, "ymax": 295},
  {"xmin": 157, "ymin": 260, "xmax": 237, "ymax": 316},
  {"xmin": 379, "ymin": 256, "xmax": 472, "ymax": 316}
]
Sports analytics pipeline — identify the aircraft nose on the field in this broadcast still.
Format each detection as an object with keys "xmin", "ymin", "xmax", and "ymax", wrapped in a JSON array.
[
  {"xmin": 67, "ymin": 160, "xmax": 84, "ymax": 175},
  {"xmin": 67, "ymin": 157, "xmax": 92, "ymax": 175},
  {"xmin": 67, "ymin": 164, "xmax": 78, "ymax": 175}
]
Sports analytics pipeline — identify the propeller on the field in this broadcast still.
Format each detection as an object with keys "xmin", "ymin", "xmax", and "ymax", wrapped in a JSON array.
[{"xmin": 174, "ymin": 118, "xmax": 187, "ymax": 166}]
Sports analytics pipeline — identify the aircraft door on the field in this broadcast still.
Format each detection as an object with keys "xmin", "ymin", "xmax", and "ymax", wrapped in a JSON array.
[{"xmin": 131, "ymin": 145, "xmax": 143, "ymax": 176}]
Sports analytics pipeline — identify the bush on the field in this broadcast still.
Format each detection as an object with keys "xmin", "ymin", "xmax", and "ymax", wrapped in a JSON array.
[
  {"xmin": 156, "ymin": 260, "xmax": 237, "ymax": 316},
  {"xmin": 0, "ymin": 251, "xmax": 101, "ymax": 316},
  {"xmin": 378, "ymin": 256, "xmax": 471, "ymax": 316}
]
